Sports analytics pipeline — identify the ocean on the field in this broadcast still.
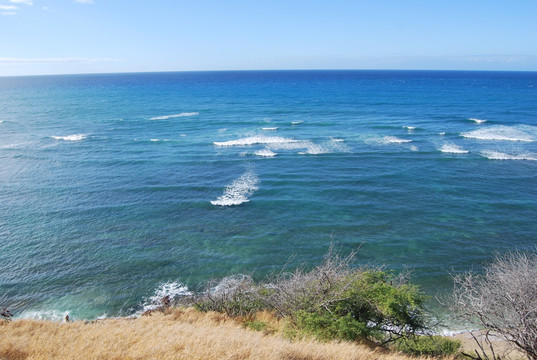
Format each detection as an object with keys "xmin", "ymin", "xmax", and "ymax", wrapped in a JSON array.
[{"xmin": 1, "ymin": 70, "xmax": 536, "ymax": 323}]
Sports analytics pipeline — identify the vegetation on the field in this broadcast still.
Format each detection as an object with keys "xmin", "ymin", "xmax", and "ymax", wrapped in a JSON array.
[
  {"xmin": 450, "ymin": 250, "xmax": 537, "ymax": 360},
  {"xmin": 393, "ymin": 335, "xmax": 461, "ymax": 357},
  {"xmin": 0, "ymin": 308, "xmax": 431, "ymax": 360},
  {"xmin": 186, "ymin": 248, "xmax": 431, "ymax": 347}
]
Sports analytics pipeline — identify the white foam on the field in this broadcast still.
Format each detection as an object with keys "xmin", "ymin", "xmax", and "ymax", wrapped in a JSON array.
[
  {"xmin": 141, "ymin": 281, "xmax": 192, "ymax": 313},
  {"xmin": 330, "ymin": 137, "xmax": 345, "ymax": 142},
  {"xmin": 214, "ymin": 136, "xmax": 298, "ymax": 147},
  {"xmin": 440, "ymin": 143, "xmax": 469, "ymax": 154},
  {"xmin": 469, "ymin": 117, "xmax": 487, "ymax": 124},
  {"xmin": 291, "ymin": 121, "xmax": 303, "ymax": 125},
  {"xmin": 461, "ymin": 125, "xmax": 536, "ymax": 142},
  {"xmin": 439, "ymin": 132, "xmax": 446, "ymax": 136},
  {"xmin": 382, "ymin": 136, "xmax": 412, "ymax": 144},
  {"xmin": 262, "ymin": 127, "xmax": 278, "ymax": 131},
  {"xmin": 410, "ymin": 145, "xmax": 419, "ymax": 152},
  {"xmin": 51, "ymin": 134, "xmax": 86, "ymax": 141},
  {"xmin": 150, "ymin": 139, "xmax": 159, "ymax": 142},
  {"xmin": 480, "ymin": 151, "xmax": 537, "ymax": 161},
  {"xmin": 210, "ymin": 275, "xmax": 254, "ymax": 296},
  {"xmin": 20, "ymin": 310, "xmax": 70, "ymax": 322},
  {"xmin": 149, "ymin": 112, "xmax": 199, "ymax": 120},
  {"xmin": 403, "ymin": 126, "xmax": 416, "ymax": 130},
  {"xmin": 211, "ymin": 170, "xmax": 259, "ymax": 206},
  {"xmin": 254, "ymin": 149, "xmax": 276, "ymax": 157}
]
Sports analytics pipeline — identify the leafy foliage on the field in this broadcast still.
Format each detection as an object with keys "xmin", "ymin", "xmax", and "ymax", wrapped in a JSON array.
[
  {"xmin": 188, "ymin": 248, "xmax": 428, "ymax": 345},
  {"xmin": 393, "ymin": 335, "xmax": 461, "ymax": 357}
]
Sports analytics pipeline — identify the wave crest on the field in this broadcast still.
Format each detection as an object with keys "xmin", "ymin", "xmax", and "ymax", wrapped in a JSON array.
[
  {"xmin": 440, "ymin": 143, "xmax": 469, "ymax": 154},
  {"xmin": 480, "ymin": 151, "xmax": 537, "ymax": 161},
  {"xmin": 214, "ymin": 136, "xmax": 297, "ymax": 147},
  {"xmin": 149, "ymin": 112, "xmax": 199, "ymax": 120},
  {"xmin": 51, "ymin": 134, "xmax": 86, "ymax": 141},
  {"xmin": 461, "ymin": 125, "xmax": 536, "ymax": 142},
  {"xmin": 211, "ymin": 170, "xmax": 259, "ymax": 206}
]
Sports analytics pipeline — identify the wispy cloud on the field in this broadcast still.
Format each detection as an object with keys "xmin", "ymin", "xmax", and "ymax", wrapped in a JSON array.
[
  {"xmin": 73, "ymin": 0, "xmax": 94, "ymax": 4},
  {"xmin": 0, "ymin": 5, "xmax": 18, "ymax": 10},
  {"xmin": 0, "ymin": 57, "xmax": 123, "ymax": 65},
  {"xmin": 9, "ymin": 0, "xmax": 33, "ymax": 5}
]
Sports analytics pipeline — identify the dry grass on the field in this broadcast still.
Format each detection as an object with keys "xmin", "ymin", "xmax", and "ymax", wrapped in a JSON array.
[{"xmin": 0, "ymin": 308, "xmax": 427, "ymax": 360}]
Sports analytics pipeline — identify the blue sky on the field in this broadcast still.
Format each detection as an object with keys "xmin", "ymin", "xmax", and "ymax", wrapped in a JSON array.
[{"xmin": 1, "ymin": 0, "xmax": 536, "ymax": 75}]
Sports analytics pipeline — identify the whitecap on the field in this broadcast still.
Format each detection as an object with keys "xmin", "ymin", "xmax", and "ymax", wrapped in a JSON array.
[
  {"xmin": 480, "ymin": 151, "xmax": 537, "ymax": 161},
  {"xmin": 403, "ymin": 126, "xmax": 416, "ymax": 130},
  {"xmin": 330, "ymin": 137, "xmax": 345, "ymax": 142},
  {"xmin": 440, "ymin": 143, "xmax": 469, "ymax": 154},
  {"xmin": 461, "ymin": 125, "xmax": 536, "ymax": 142},
  {"xmin": 51, "ymin": 134, "xmax": 86, "ymax": 141},
  {"xmin": 149, "ymin": 112, "xmax": 199, "ymax": 120},
  {"xmin": 262, "ymin": 127, "xmax": 278, "ymax": 131},
  {"xmin": 211, "ymin": 170, "xmax": 259, "ymax": 206},
  {"xmin": 410, "ymin": 145, "xmax": 419, "ymax": 152},
  {"xmin": 382, "ymin": 136, "xmax": 412, "ymax": 144},
  {"xmin": 150, "ymin": 139, "xmax": 159, "ymax": 142},
  {"xmin": 254, "ymin": 149, "xmax": 277, "ymax": 157},
  {"xmin": 469, "ymin": 117, "xmax": 487, "ymax": 124},
  {"xmin": 141, "ymin": 281, "xmax": 192, "ymax": 313},
  {"xmin": 291, "ymin": 121, "xmax": 303, "ymax": 125},
  {"xmin": 214, "ymin": 136, "xmax": 298, "ymax": 147},
  {"xmin": 439, "ymin": 132, "xmax": 446, "ymax": 136}
]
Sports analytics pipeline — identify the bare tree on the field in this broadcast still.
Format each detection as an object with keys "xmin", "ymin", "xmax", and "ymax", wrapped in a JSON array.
[{"xmin": 450, "ymin": 250, "xmax": 537, "ymax": 360}]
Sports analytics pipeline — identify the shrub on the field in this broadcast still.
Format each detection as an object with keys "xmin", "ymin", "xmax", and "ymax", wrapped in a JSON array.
[
  {"xmin": 189, "ymin": 275, "xmax": 265, "ymax": 317},
  {"xmin": 263, "ymin": 248, "xmax": 428, "ymax": 344},
  {"xmin": 189, "ymin": 247, "xmax": 429, "ymax": 346},
  {"xmin": 393, "ymin": 335, "xmax": 461, "ymax": 357},
  {"xmin": 450, "ymin": 250, "xmax": 537, "ymax": 360}
]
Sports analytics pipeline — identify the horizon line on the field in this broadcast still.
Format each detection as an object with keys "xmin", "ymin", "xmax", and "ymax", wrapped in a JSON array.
[{"xmin": 2, "ymin": 68, "xmax": 537, "ymax": 78}]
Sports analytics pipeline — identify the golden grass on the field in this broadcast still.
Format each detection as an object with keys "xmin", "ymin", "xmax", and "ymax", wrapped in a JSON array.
[{"xmin": 0, "ymin": 308, "xmax": 428, "ymax": 360}]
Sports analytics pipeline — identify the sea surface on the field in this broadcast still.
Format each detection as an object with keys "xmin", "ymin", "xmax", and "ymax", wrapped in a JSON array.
[{"xmin": 1, "ymin": 70, "xmax": 536, "ymax": 323}]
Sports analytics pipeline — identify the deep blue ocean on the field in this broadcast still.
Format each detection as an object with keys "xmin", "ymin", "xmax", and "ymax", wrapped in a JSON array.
[{"xmin": 1, "ymin": 70, "xmax": 536, "ymax": 325}]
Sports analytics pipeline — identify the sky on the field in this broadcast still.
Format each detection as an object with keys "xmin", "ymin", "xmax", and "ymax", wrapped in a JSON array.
[{"xmin": 1, "ymin": 0, "xmax": 537, "ymax": 76}]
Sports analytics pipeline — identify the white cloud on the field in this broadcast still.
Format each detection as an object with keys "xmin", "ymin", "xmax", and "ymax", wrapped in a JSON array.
[
  {"xmin": 0, "ymin": 57, "xmax": 122, "ymax": 65},
  {"xmin": 74, "ymin": 0, "xmax": 94, "ymax": 4},
  {"xmin": 0, "ymin": 5, "xmax": 18, "ymax": 10},
  {"xmin": 9, "ymin": 0, "xmax": 33, "ymax": 5}
]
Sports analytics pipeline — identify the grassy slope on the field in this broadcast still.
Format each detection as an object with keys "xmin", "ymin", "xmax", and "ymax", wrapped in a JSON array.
[{"xmin": 0, "ymin": 308, "xmax": 428, "ymax": 360}]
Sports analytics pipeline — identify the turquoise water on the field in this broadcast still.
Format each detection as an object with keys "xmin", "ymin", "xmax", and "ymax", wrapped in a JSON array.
[{"xmin": 1, "ymin": 70, "xmax": 536, "ymax": 320}]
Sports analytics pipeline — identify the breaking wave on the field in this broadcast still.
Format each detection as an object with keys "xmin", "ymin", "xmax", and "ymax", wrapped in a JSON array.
[
  {"xmin": 211, "ymin": 170, "xmax": 259, "ymax": 206},
  {"xmin": 51, "ymin": 134, "xmax": 86, "ymax": 141},
  {"xmin": 262, "ymin": 127, "xmax": 278, "ymax": 131},
  {"xmin": 480, "ymin": 151, "xmax": 537, "ymax": 161},
  {"xmin": 469, "ymin": 118, "xmax": 487, "ymax": 124},
  {"xmin": 141, "ymin": 282, "xmax": 192, "ymax": 314},
  {"xmin": 440, "ymin": 143, "xmax": 469, "ymax": 154},
  {"xmin": 461, "ymin": 125, "xmax": 536, "ymax": 142},
  {"xmin": 254, "ymin": 149, "xmax": 277, "ymax": 157},
  {"xmin": 149, "ymin": 112, "xmax": 199, "ymax": 120},
  {"xmin": 214, "ymin": 136, "xmax": 298, "ymax": 147},
  {"xmin": 381, "ymin": 136, "xmax": 412, "ymax": 144}
]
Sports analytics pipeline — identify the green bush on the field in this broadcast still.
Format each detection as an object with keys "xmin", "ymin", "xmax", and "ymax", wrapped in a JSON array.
[
  {"xmin": 243, "ymin": 319, "xmax": 268, "ymax": 332},
  {"xmin": 295, "ymin": 311, "xmax": 370, "ymax": 341},
  {"xmin": 187, "ymin": 248, "xmax": 430, "ymax": 346},
  {"xmin": 393, "ymin": 335, "xmax": 462, "ymax": 357}
]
